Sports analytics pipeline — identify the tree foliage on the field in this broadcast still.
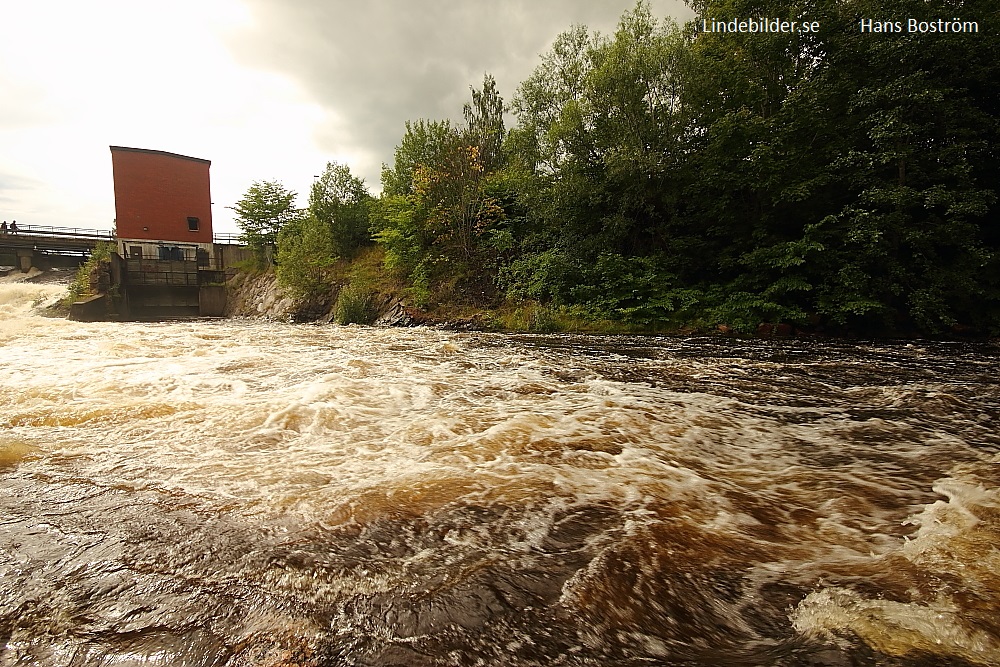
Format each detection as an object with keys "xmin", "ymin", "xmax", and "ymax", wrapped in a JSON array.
[
  {"xmin": 309, "ymin": 161, "xmax": 372, "ymax": 257},
  {"xmin": 488, "ymin": 0, "xmax": 998, "ymax": 334},
  {"xmin": 275, "ymin": 213, "xmax": 336, "ymax": 301},
  {"xmin": 373, "ymin": 74, "xmax": 511, "ymax": 303},
  {"xmin": 230, "ymin": 181, "xmax": 299, "ymax": 265},
  {"xmin": 253, "ymin": 0, "xmax": 998, "ymax": 334},
  {"xmin": 380, "ymin": 119, "xmax": 455, "ymax": 197}
]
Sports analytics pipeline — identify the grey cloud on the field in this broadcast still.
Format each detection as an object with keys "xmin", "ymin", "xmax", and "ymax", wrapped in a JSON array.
[
  {"xmin": 0, "ymin": 170, "xmax": 43, "ymax": 207},
  {"xmin": 231, "ymin": 0, "xmax": 692, "ymax": 188}
]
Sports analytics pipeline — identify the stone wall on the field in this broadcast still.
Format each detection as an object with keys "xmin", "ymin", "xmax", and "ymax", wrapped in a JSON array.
[
  {"xmin": 224, "ymin": 269, "xmax": 411, "ymax": 325},
  {"xmin": 224, "ymin": 271, "xmax": 296, "ymax": 319}
]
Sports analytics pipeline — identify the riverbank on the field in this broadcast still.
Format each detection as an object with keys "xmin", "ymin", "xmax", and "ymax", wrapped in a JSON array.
[
  {"xmin": 222, "ymin": 246, "xmax": 610, "ymax": 332},
  {"xmin": 222, "ymin": 250, "xmax": 999, "ymax": 341},
  {"xmin": 221, "ymin": 246, "xmax": 773, "ymax": 336},
  {"xmin": 225, "ymin": 264, "xmax": 694, "ymax": 334},
  {"xmin": 14, "ymin": 258, "xmax": 995, "ymax": 341}
]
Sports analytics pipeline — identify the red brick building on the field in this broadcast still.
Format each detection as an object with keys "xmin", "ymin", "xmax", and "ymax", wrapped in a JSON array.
[
  {"xmin": 109, "ymin": 146, "xmax": 228, "ymax": 317},
  {"xmin": 110, "ymin": 146, "xmax": 213, "ymax": 256}
]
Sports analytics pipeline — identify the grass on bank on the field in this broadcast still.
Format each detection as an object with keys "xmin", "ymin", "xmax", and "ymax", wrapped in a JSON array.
[
  {"xmin": 329, "ymin": 247, "xmax": 401, "ymax": 325},
  {"xmin": 268, "ymin": 244, "xmax": 703, "ymax": 334},
  {"xmin": 352, "ymin": 246, "xmax": 697, "ymax": 333},
  {"xmin": 333, "ymin": 284, "xmax": 379, "ymax": 324},
  {"xmin": 63, "ymin": 242, "xmax": 115, "ymax": 306},
  {"xmin": 481, "ymin": 301, "xmax": 690, "ymax": 334}
]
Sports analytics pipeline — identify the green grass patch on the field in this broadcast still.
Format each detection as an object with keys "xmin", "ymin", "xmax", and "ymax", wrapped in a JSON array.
[
  {"xmin": 63, "ymin": 242, "xmax": 114, "ymax": 306},
  {"xmin": 334, "ymin": 284, "xmax": 379, "ymax": 325}
]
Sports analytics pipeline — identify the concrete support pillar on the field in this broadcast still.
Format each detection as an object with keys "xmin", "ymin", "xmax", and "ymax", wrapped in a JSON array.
[{"xmin": 16, "ymin": 249, "xmax": 34, "ymax": 272}]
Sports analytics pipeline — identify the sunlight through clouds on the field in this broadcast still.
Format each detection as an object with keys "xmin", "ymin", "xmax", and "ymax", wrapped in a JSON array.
[
  {"xmin": 0, "ymin": 0, "xmax": 690, "ymax": 233},
  {"xmin": 0, "ymin": 0, "xmax": 332, "ymax": 231}
]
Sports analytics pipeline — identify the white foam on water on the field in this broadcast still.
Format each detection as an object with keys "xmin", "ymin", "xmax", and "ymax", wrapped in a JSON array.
[
  {"xmin": 792, "ymin": 587, "xmax": 996, "ymax": 663},
  {"xmin": 3, "ymin": 302, "xmax": 999, "ymax": 663},
  {"xmin": 791, "ymin": 467, "xmax": 1000, "ymax": 664},
  {"xmin": 0, "ymin": 277, "xmax": 67, "ymax": 323}
]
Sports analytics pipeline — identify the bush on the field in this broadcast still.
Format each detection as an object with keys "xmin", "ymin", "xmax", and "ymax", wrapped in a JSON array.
[
  {"xmin": 276, "ymin": 214, "xmax": 336, "ymax": 301},
  {"xmin": 334, "ymin": 284, "xmax": 379, "ymax": 325},
  {"xmin": 64, "ymin": 242, "xmax": 114, "ymax": 305}
]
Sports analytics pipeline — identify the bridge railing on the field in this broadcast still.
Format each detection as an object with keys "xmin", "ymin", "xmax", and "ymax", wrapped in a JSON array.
[
  {"xmin": 8, "ymin": 224, "xmax": 115, "ymax": 240},
  {"xmin": 2, "ymin": 225, "xmax": 247, "ymax": 246},
  {"xmin": 212, "ymin": 232, "xmax": 244, "ymax": 245}
]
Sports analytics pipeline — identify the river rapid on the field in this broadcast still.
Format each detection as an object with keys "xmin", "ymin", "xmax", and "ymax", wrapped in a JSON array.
[{"xmin": 1, "ymin": 280, "xmax": 999, "ymax": 666}]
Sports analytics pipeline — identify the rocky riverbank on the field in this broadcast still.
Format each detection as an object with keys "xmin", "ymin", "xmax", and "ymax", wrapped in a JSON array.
[
  {"xmin": 224, "ymin": 269, "xmax": 420, "ymax": 327},
  {"xmin": 215, "ymin": 270, "xmax": 813, "ymax": 336}
]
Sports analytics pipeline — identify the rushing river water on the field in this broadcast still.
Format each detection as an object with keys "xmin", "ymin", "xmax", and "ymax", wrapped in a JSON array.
[{"xmin": 1, "ymin": 279, "xmax": 999, "ymax": 666}]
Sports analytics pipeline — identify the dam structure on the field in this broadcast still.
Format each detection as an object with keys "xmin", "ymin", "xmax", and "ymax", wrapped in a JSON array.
[
  {"xmin": 109, "ymin": 146, "xmax": 228, "ymax": 318},
  {"xmin": 0, "ymin": 146, "xmax": 254, "ymax": 319}
]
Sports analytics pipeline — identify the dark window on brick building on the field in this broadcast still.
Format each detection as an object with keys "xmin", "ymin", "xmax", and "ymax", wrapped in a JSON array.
[
  {"xmin": 187, "ymin": 217, "xmax": 200, "ymax": 231},
  {"xmin": 159, "ymin": 246, "xmax": 185, "ymax": 261}
]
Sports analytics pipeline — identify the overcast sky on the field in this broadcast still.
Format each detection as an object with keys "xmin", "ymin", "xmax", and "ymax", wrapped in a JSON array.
[{"xmin": 0, "ymin": 0, "xmax": 692, "ymax": 234}]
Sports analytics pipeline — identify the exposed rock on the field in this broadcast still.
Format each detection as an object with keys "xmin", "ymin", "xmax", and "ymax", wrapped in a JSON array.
[
  {"xmin": 224, "ymin": 270, "xmax": 421, "ymax": 327},
  {"xmin": 290, "ymin": 296, "xmax": 335, "ymax": 323},
  {"xmin": 757, "ymin": 323, "xmax": 793, "ymax": 336},
  {"xmin": 225, "ymin": 271, "xmax": 296, "ymax": 320},
  {"xmin": 373, "ymin": 298, "xmax": 412, "ymax": 327},
  {"xmin": 440, "ymin": 313, "xmax": 492, "ymax": 331}
]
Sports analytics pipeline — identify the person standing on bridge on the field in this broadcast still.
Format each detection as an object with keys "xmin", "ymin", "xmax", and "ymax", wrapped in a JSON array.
[
  {"xmin": 9, "ymin": 220, "xmax": 17, "ymax": 234},
  {"xmin": 1, "ymin": 221, "xmax": 7, "ymax": 233}
]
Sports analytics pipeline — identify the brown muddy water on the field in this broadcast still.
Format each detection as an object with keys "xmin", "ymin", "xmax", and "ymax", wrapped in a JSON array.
[{"xmin": 1, "ymin": 280, "xmax": 999, "ymax": 666}]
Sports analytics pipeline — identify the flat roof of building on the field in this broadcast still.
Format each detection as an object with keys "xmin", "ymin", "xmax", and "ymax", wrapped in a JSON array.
[{"xmin": 109, "ymin": 146, "xmax": 211, "ymax": 165}]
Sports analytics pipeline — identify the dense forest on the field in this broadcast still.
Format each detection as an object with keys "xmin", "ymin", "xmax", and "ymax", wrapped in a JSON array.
[{"xmin": 233, "ymin": 0, "xmax": 999, "ymax": 336}]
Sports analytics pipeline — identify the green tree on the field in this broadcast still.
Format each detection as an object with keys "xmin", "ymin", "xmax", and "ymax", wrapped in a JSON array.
[
  {"xmin": 463, "ymin": 73, "xmax": 506, "ymax": 175},
  {"xmin": 371, "ymin": 194, "xmax": 425, "ymax": 273},
  {"xmin": 375, "ymin": 76, "xmax": 510, "ymax": 297},
  {"xmin": 511, "ymin": 23, "xmax": 595, "ymax": 175},
  {"xmin": 229, "ymin": 181, "xmax": 298, "ymax": 265},
  {"xmin": 681, "ymin": 0, "xmax": 998, "ymax": 333},
  {"xmin": 380, "ymin": 119, "xmax": 454, "ymax": 197},
  {"xmin": 412, "ymin": 138, "xmax": 505, "ymax": 262},
  {"xmin": 309, "ymin": 161, "xmax": 372, "ymax": 257},
  {"xmin": 372, "ymin": 119, "xmax": 451, "ymax": 283},
  {"xmin": 275, "ymin": 213, "xmax": 336, "ymax": 301},
  {"xmin": 502, "ymin": 4, "xmax": 696, "ymax": 323},
  {"xmin": 675, "ymin": 0, "xmax": 838, "ymax": 328},
  {"xmin": 368, "ymin": 0, "xmax": 1000, "ymax": 334}
]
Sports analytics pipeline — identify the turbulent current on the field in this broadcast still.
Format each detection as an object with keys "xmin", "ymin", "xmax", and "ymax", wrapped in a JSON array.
[{"xmin": 1, "ymin": 280, "xmax": 999, "ymax": 666}]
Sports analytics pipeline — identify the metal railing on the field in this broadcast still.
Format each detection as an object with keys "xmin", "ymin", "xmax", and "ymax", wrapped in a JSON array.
[
  {"xmin": 1, "ymin": 224, "xmax": 246, "ymax": 247},
  {"xmin": 5, "ymin": 224, "xmax": 115, "ymax": 240},
  {"xmin": 124, "ymin": 256, "xmax": 228, "ymax": 286},
  {"xmin": 126, "ymin": 270, "xmax": 201, "ymax": 287},
  {"xmin": 213, "ymin": 232, "xmax": 244, "ymax": 245}
]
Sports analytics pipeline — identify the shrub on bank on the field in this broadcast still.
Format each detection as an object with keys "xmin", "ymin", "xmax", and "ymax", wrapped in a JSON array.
[
  {"xmin": 64, "ymin": 242, "xmax": 115, "ymax": 306},
  {"xmin": 334, "ymin": 284, "xmax": 379, "ymax": 325}
]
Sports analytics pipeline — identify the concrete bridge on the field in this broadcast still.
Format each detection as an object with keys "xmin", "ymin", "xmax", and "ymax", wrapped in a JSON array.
[
  {"xmin": 0, "ymin": 225, "xmax": 115, "ymax": 271},
  {"xmin": 0, "ymin": 225, "xmax": 246, "ymax": 272}
]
